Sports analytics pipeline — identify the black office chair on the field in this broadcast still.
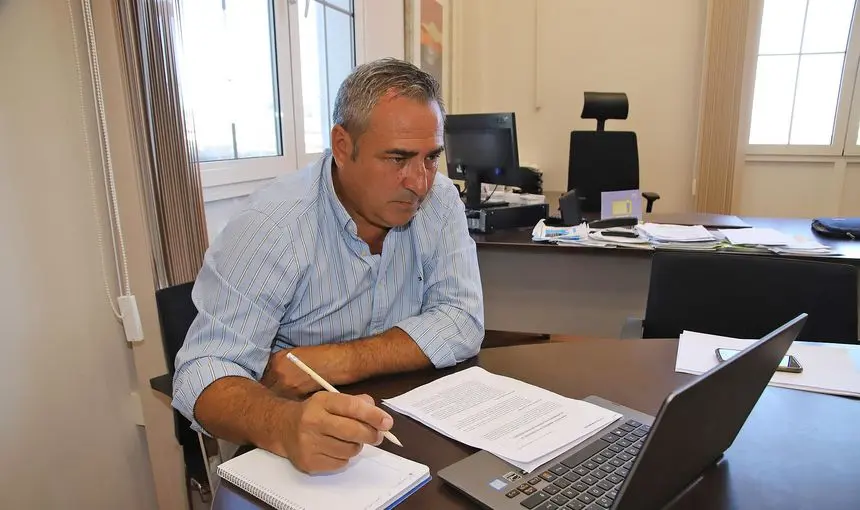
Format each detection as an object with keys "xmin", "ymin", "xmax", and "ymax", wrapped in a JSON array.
[
  {"xmin": 150, "ymin": 282, "xmax": 217, "ymax": 504},
  {"xmin": 568, "ymin": 92, "xmax": 660, "ymax": 214},
  {"xmin": 623, "ymin": 251, "xmax": 859, "ymax": 344}
]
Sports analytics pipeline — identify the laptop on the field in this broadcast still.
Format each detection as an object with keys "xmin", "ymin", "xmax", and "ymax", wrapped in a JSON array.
[{"xmin": 439, "ymin": 314, "xmax": 808, "ymax": 510}]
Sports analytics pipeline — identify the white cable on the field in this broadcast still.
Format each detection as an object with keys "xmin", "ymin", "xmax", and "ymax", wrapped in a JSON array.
[
  {"xmin": 65, "ymin": 0, "xmax": 123, "ymax": 318},
  {"xmin": 81, "ymin": 0, "xmax": 132, "ymax": 297}
]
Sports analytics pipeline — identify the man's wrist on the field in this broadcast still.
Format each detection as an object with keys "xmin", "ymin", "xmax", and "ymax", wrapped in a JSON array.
[
  {"xmin": 326, "ymin": 340, "xmax": 365, "ymax": 385},
  {"xmin": 250, "ymin": 397, "xmax": 299, "ymax": 458}
]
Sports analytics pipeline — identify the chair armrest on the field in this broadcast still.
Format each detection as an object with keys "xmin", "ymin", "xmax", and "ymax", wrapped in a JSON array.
[
  {"xmin": 641, "ymin": 191, "xmax": 661, "ymax": 213},
  {"xmin": 621, "ymin": 317, "xmax": 644, "ymax": 339},
  {"xmin": 150, "ymin": 373, "xmax": 173, "ymax": 397}
]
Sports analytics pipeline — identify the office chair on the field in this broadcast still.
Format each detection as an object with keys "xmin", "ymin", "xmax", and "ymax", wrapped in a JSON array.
[
  {"xmin": 150, "ymin": 281, "xmax": 217, "ymax": 504},
  {"xmin": 567, "ymin": 92, "xmax": 660, "ymax": 213},
  {"xmin": 623, "ymin": 251, "xmax": 859, "ymax": 344}
]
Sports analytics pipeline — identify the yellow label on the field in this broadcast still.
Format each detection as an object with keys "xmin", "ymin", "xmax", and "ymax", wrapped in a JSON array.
[{"xmin": 612, "ymin": 199, "xmax": 633, "ymax": 216}]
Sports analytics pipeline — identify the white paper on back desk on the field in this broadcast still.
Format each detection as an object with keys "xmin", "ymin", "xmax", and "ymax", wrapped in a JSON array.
[
  {"xmin": 675, "ymin": 331, "xmax": 860, "ymax": 398},
  {"xmin": 382, "ymin": 366, "xmax": 622, "ymax": 473},
  {"xmin": 216, "ymin": 446, "xmax": 430, "ymax": 510}
]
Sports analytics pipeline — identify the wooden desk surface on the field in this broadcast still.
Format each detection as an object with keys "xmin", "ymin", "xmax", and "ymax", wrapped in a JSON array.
[{"xmin": 212, "ymin": 339, "xmax": 860, "ymax": 510}]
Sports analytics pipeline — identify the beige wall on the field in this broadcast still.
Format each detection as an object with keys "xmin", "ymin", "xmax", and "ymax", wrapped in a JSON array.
[
  {"xmin": 736, "ymin": 159, "xmax": 860, "ymax": 218},
  {"xmin": 0, "ymin": 0, "xmax": 184, "ymax": 508},
  {"xmin": 452, "ymin": 0, "xmax": 708, "ymax": 212}
]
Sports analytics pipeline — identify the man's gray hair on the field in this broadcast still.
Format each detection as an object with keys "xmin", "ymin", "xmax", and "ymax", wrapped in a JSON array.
[{"xmin": 333, "ymin": 58, "xmax": 445, "ymax": 156}]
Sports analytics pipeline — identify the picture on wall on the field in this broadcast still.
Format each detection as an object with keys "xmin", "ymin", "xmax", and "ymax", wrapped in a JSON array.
[{"xmin": 405, "ymin": 0, "xmax": 451, "ymax": 102}]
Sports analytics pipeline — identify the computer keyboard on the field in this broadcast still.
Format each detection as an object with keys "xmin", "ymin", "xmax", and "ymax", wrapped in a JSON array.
[{"xmin": 505, "ymin": 420, "xmax": 650, "ymax": 510}]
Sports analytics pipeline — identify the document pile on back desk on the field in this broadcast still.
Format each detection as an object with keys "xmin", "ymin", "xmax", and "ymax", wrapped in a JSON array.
[
  {"xmin": 382, "ymin": 367, "xmax": 622, "ymax": 473},
  {"xmin": 532, "ymin": 220, "xmax": 837, "ymax": 256}
]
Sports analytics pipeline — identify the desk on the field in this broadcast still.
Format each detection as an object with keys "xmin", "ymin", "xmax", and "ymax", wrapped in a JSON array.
[
  {"xmin": 212, "ymin": 338, "xmax": 860, "ymax": 510},
  {"xmin": 473, "ymin": 208, "xmax": 860, "ymax": 338}
]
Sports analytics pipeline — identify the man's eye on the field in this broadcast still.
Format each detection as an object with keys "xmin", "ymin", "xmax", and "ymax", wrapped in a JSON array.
[
  {"xmin": 426, "ymin": 155, "xmax": 441, "ymax": 168},
  {"xmin": 389, "ymin": 157, "xmax": 408, "ymax": 165}
]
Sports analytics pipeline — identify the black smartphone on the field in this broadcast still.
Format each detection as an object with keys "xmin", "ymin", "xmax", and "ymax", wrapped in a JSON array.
[{"xmin": 715, "ymin": 347, "xmax": 803, "ymax": 373}]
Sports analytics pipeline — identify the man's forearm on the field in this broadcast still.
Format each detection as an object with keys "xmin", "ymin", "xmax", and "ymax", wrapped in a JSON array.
[
  {"xmin": 340, "ymin": 327, "xmax": 433, "ymax": 382},
  {"xmin": 194, "ymin": 376, "xmax": 297, "ymax": 457},
  {"xmin": 265, "ymin": 328, "xmax": 431, "ymax": 394}
]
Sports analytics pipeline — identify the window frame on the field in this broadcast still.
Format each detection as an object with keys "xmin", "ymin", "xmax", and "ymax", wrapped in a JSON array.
[
  {"xmin": 287, "ymin": 0, "xmax": 360, "ymax": 169},
  {"xmin": 746, "ymin": 0, "xmax": 860, "ymax": 157},
  {"xmin": 197, "ymin": 0, "xmax": 364, "ymax": 198}
]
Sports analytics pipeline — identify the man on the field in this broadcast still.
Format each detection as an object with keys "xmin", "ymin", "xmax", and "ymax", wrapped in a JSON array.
[{"xmin": 172, "ymin": 58, "xmax": 484, "ymax": 474}]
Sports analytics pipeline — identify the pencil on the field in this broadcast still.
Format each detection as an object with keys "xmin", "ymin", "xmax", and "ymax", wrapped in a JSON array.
[{"xmin": 286, "ymin": 352, "xmax": 403, "ymax": 447}]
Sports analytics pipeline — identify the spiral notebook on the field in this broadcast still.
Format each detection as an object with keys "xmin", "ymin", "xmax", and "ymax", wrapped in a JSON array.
[{"xmin": 216, "ymin": 446, "xmax": 431, "ymax": 510}]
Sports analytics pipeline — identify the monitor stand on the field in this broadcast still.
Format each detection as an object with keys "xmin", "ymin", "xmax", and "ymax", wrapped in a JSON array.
[{"xmin": 464, "ymin": 170, "xmax": 509, "ymax": 210}]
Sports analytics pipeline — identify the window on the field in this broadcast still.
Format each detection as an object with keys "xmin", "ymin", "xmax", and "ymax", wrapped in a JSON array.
[
  {"xmin": 748, "ymin": 0, "xmax": 860, "ymax": 155},
  {"xmin": 179, "ymin": 1, "xmax": 282, "ymax": 162},
  {"xmin": 177, "ymin": 0, "xmax": 358, "ymax": 190},
  {"xmin": 293, "ymin": 0, "xmax": 357, "ymax": 165}
]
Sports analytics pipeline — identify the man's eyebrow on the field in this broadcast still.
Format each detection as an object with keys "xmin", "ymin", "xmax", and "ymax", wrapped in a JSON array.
[
  {"xmin": 382, "ymin": 146, "xmax": 446, "ymax": 158},
  {"xmin": 382, "ymin": 149, "xmax": 419, "ymax": 158}
]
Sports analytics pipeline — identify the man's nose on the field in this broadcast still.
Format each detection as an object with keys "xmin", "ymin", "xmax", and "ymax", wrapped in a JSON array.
[{"xmin": 401, "ymin": 160, "xmax": 429, "ymax": 196}]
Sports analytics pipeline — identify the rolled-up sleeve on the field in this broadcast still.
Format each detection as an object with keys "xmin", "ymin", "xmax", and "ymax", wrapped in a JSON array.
[
  {"xmin": 396, "ymin": 196, "xmax": 484, "ymax": 368},
  {"xmin": 172, "ymin": 209, "xmax": 298, "ymax": 433}
]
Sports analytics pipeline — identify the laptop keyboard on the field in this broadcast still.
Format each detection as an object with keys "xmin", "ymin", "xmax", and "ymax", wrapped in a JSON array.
[{"xmin": 504, "ymin": 420, "xmax": 650, "ymax": 510}]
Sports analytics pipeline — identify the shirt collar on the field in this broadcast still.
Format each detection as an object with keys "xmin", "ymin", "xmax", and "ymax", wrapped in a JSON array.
[{"xmin": 322, "ymin": 151, "xmax": 357, "ymax": 234}]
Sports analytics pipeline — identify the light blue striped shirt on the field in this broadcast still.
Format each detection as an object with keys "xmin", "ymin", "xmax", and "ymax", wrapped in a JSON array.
[{"xmin": 172, "ymin": 154, "xmax": 484, "ymax": 431}]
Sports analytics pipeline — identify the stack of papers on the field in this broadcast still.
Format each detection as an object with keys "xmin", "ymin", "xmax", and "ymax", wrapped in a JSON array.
[
  {"xmin": 719, "ymin": 227, "xmax": 792, "ymax": 246},
  {"xmin": 675, "ymin": 331, "xmax": 860, "ymax": 398},
  {"xmin": 719, "ymin": 227, "xmax": 836, "ymax": 256},
  {"xmin": 770, "ymin": 240, "xmax": 836, "ymax": 256},
  {"xmin": 532, "ymin": 220, "xmax": 620, "ymax": 248},
  {"xmin": 635, "ymin": 223, "xmax": 721, "ymax": 250},
  {"xmin": 383, "ymin": 367, "xmax": 622, "ymax": 473}
]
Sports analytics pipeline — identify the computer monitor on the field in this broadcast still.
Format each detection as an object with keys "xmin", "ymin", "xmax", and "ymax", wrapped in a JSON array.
[{"xmin": 445, "ymin": 112, "xmax": 521, "ymax": 209}]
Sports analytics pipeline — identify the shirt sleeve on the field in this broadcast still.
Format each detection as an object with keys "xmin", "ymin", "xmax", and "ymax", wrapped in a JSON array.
[
  {"xmin": 172, "ymin": 209, "xmax": 299, "ymax": 434},
  {"xmin": 396, "ymin": 191, "xmax": 485, "ymax": 368}
]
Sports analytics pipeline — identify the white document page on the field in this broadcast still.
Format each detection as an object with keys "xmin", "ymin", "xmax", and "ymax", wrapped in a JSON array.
[
  {"xmin": 636, "ymin": 223, "xmax": 716, "ymax": 242},
  {"xmin": 719, "ymin": 227, "xmax": 792, "ymax": 246},
  {"xmin": 675, "ymin": 331, "xmax": 860, "ymax": 398},
  {"xmin": 383, "ymin": 367, "xmax": 621, "ymax": 472}
]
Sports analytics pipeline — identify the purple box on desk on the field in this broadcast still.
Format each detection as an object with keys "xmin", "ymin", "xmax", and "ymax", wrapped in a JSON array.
[{"xmin": 601, "ymin": 189, "xmax": 642, "ymax": 220}]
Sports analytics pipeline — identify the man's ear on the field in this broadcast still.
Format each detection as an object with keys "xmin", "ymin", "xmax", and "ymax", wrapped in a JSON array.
[{"xmin": 331, "ymin": 125, "xmax": 354, "ymax": 166}]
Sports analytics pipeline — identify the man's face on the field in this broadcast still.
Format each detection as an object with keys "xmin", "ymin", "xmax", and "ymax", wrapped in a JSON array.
[{"xmin": 331, "ymin": 95, "xmax": 444, "ymax": 229}]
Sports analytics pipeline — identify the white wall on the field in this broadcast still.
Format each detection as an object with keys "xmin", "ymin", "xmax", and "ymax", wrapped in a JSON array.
[
  {"xmin": 452, "ymin": 0, "xmax": 708, "ymax": 213},
  {"xmin": 0, "ymin": 0, "xmax": 159, "ymax": 508}
]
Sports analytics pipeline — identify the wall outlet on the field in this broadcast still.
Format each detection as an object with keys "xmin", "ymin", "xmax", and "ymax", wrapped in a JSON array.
[{"xmin": 129, "ymin": 391, "xmax": 145, "ymax": 426}]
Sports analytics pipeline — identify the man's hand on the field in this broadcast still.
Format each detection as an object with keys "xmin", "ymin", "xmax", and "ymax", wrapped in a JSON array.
[
  {"xmin": 276, "ymin": 392, "xmax": 394, "ymax": 474},
  {"xmin": 262, "ymin": 346, "xmax": 327, "ymax": 399}
]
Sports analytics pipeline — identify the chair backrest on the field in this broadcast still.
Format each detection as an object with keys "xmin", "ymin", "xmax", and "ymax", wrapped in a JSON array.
[
  {"xmin": 643, "ymin": 251, "xmax": 859, "ymax": 344},
  {"xmin": 154, "ymin": 281, "xmax": 198, "ymax": 374},
  {"xmin": 568, "ymin": 131, "xmax": 640, "ymax": 212},
  {"xmin": 154, "ymin": 281, "xmax": 199, "ymax": 446},
  {"xmin": 568, "ymin": 91, "xmax": 640, "ymax": 213}
]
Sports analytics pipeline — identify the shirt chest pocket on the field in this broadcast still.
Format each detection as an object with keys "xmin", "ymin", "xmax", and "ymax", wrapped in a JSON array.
[{"xmin": 391, "ymin": 264, "xmax": 425, "ymax": 319}]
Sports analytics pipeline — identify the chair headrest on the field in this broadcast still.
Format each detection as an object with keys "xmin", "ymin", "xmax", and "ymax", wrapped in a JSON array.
[{"xmin": 581, "ymin": 92, "xmax": 629, "ymax": 128}]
